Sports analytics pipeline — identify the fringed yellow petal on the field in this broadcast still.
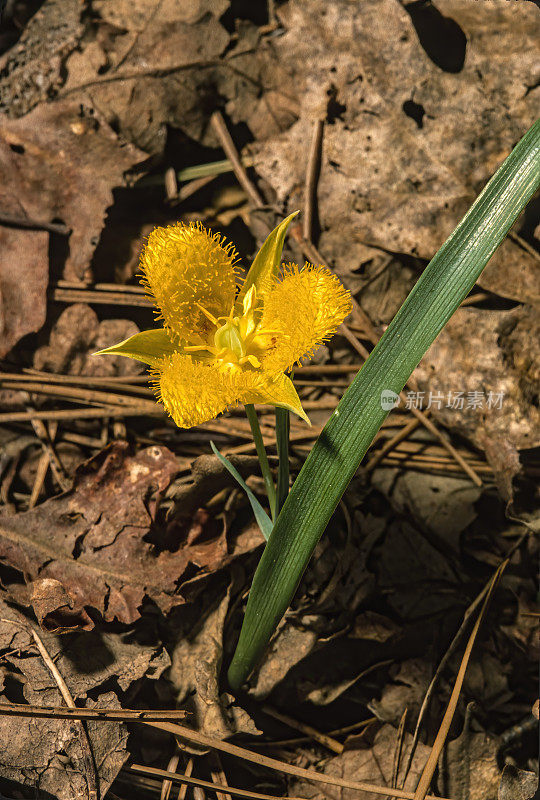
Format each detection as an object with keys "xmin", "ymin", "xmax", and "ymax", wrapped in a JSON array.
[
  {"xmin": 154, "ymin": 354, "xmax": 238, "ymax": 428},
  {"xmin": 153, "ymin": 354, "xmax": 309, "ymax": 429},
  {"xmin": 140, "ymin": 222, "xmax": 238, "ymax": 341},
  {"xmin": 235, "ymin": 370, "xmax": 310, "ymax": 423},
  {"xmin": 260, "ymin": 263, "xmax": 352, "ymax": 371}
]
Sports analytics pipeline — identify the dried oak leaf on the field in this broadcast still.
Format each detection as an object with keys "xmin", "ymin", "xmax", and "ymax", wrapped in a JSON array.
[
  {"xmin": 0, "ymin": 441, "xmax": 225, "ymax": 627},
  {"xmin": 0, "ymin": 598, "xmax": 170, "ymax": 706},
  {"xmin": 0, "ymin": 0, "xmax": 83, "ymax": 117},
  {"xmin": 369, "ymin": 659, "xmax": 431, "ymax": 727},
  {"xmin": 439, "ymin": 729, "xmax": 501, "ymax": 800},
  {"xmin": 65, "ymin": 0, "xmax": 231, "ymax": 154},
  {"xmin": 250, "ymin": 0, "xmax": 539, "ymax": 304},
  {"xmin": 0, "ymin": 199, "xmax": 48, "ymax": 357},
  {"xmin": 169, "ymin": 580, "xmax": 260, "ymax": 739},
  {"xmin": 0, "ymin": 598, "xmax": 162, "ymax": 800},
  {"xmin": 291, "ymin": 724, "xmax": 431, "ymax": 800},
  {"xmin": 0, "ymin": 98, "xmax": 146, "ymax": 283},
  {"xmin": 499, "ymin": 765, "xmax": 538, "ymax": 800},
  {"xmin": 414, "ymin": 307, "xmax": 540, "ymax": 455},
  {"xmin": 33, "ymin": 302, "xmax": 143, "ymax": 377},
  {"xmin": 0, "ymin": 691, "xmax": 127, "ymax": 800}
]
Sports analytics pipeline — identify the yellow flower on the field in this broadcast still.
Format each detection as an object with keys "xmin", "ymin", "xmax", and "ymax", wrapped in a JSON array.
[{"xmin": 96, "ymin": 214, "xmax": 352, "ymax": 428}]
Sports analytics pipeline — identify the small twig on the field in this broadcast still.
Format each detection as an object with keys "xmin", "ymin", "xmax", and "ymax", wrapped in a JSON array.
[
  {"xmin": 0, "ymin": 211, "xmax": 70, "ymax": 236},
  {"xmin": 0, "ymin": 703, "xmax": 188, "ymax": 722},
  {"xmin": 251, "ymin": 716, "xmax": 376, "ymax": 748},
  {"xmin": 173, "ymin": 174, "xmax": 217, "ymax": 205},
  {"xmin": 402, "ymin": 530, "xmax": 531, "ymax": 788},
  {"xmin": 303, "ymin": 118, "xmax": 325, "ymax": 241},
  {"xmin": 130, "ymin": 764, "xmax": 303, "ymax": 800},
  {"xmin": 29, "ymin": 418, "xmax": 70, "ymax": 491},
  {"xmin": 55, "ymin": 280, "xmax": 146, "ymax": 293},
  {"xmin": 457, "ymin": 702, "xmax": 475, "ymax": 800},
  {"xmin": 50, "ymin": 286, "xmax": 153, "ymax": 307},
  {"xmin": 29, "ymin": 627, "xmax": 99, "ymax": 800},
  {"xmin": 508, "ymin": 230, "xmax": 540, "ymax": 262},
  {"xmin": 210, "ymin": 111, "xmax": 264, "ymax": 208},
  {"xmin": 160, "ymin": 749, "xmax": 181, "ymax": 800},
  {"xmin": 59, "ymin": 57, "xmax": 237, "ymax": 97},
  {"xmin": 0, "ymin": 405, "xmax": 164, "ymax": 424},
  {"xmin": 262, "ymin": 705, "xmax": 343, "ymax": 755},
  {"xmin": 0, "ymin": 367, "xmax": 152, "ymax": 389},
  {"xmin": 391, "ymin": 709, "xmax": 408, "ymax": 793},
  {"xmin": 459, "ymin": 292, "xmax": 491, "ymax": 306},
  {"xmin": 356, "ymin": 255, "xmax": 394, "ymax": 294},
  {"xmin": 0, "ymin": 699, "xmax": 444, "ymax": 800},
  {"xmin": 405, "ymin": 406, "xmax": 482, "ymax": 487},
  {"xmin": 28, "ymin": 451, "xmax": 50, "ymax": 508},
  {"xmin": 208, "ymin": 751, "xmax": 233, "ymax": 800},
  {"xmin": 140, "ymin": 720, "xmax": 449, "ymax": 800},
  {"xmin": 364, "ymin": 416, "xmax": 423, "ymax": 472},
  {"xmin": 412, "ymin": 561, "xmax": 506, "ymax": 799},
  {"xmin": 368, "ymin": 458, "xmax": 491, "ymax": 478},
  {"xmin": 3, "ymin": 380, "xmax": 158, "ymax": 411},
  {"xmin": 297, "ymin": 364, "xmax": 362, "ymax": 375},
  {"xmin": 177, "ymin": 757, "xmax": 193, "ymax": 800}
]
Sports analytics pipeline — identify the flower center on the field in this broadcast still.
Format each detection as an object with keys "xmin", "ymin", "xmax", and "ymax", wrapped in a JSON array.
[
  {"xmin": 214, "ymin": 318, "xmax": 246, "ymax": 360},
  {"xmin": 185, "ymin": 286, "xmax": 278, "ymax": 371}
]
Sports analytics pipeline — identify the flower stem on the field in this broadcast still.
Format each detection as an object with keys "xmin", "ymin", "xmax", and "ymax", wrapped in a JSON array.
[
  {"xmin": 275, "ymin": 407, "xmax": 290, "ymax": 514},
  {"xmin": 245, "ymin": 404, "xmax": 276, "ymax": 521}
]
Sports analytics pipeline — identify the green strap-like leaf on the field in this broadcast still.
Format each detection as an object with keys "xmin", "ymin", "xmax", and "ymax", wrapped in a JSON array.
[
  {"xmin": 228, "ymin": 118, "xmax": 540, "ymax": 689},
  {"xmin": 94, "ymin": 328, "xmax": 178, "ymax": 367},
  {"xmin": 236, "ymin": 211, "xmax": 299, "ymax": 308},
  {"xmin": 210, "ymin": 442, "xmax": 273, "ymax": 540}
]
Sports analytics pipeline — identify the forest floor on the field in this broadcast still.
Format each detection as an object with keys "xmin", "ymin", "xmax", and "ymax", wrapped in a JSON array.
[{"xmin": 0, "ymin": 1, "xmax": 538, "ymax": 799}]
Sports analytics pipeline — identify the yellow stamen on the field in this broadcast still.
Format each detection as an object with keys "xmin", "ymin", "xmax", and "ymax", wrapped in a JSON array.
[{"xmin": 195, "ymin": 302, "xmax": 219, "ymax": 326}]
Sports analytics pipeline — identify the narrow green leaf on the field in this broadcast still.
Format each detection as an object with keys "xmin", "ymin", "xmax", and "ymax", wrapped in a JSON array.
[
  {"xmin": 210, "ymin": 442, "xmax": 273, "ymax": 540},
  {"xmin": 237, "ymin": 211, "xmax": 299, "ymax": 307},
  {"xmin": 228, "ymin": 118, "xmax": 540, "ymax": 689},
  {"xmin": 94, "ymin": 328, "xmax": 177, "ymax": 367}
]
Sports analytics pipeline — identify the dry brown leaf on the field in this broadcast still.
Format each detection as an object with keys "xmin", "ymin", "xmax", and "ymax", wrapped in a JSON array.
[
  {"xmin": 0, "ymin": 98, "xmax": 146, "ymax": 282},
  {"xmin": 0, "ymin": 691, "xmax": 128, "ymax": 800},
  {"xmin": 0, "ymin": 441, "xmax": 233, "ymax": 627},
  {"xmin": 414, "ymin": 306, "xmax": 540, "ymax": 452},
  {"xmin": 439, "ymin": 729, "xmax": 501, "ymax": 800},
  {"xmin": 498, "ymin": 765, "xmax": 538, "ymax": 800},
  {"xmin": 168, "ymin": 580, "xmax": 260, "ymax": 739},
  {"xmin": 64, "ymin": 1, "xmax": 231, "ymax": 153},
  {"xmin": 249, "ymin": 0, "xmax": 539, "ymax": 303},
  {"xmin": 0, "ymin": 0, "xmax": 83, "ymax": 116},
  {"xmin": 33, "ymin": 303, "xmax": 144, "ymax": 377},
  {"xmin": 0, "ymin": 594, "xmax": 171, "ymax": 799},
  {"xmin": 0, "ymin": 214, "xmax": 48, "ymax": 357},
  {"xmin": 169, "ymin": 584, "xmax": 232, "ymax": 737},
  {"xmin": 249, "ymin": 619, "xmax": 319, "ymax": 701},
  {"xmin": 369, "ymin": 659, "xmax": 431, "ymax": 727},
  {"xmin": 372, "ymin": 469, "xmax": 481, "ymax": 553},
  {"xmin": 290, "ymin": 724, "xmax": 431, "ymax": 800}
]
